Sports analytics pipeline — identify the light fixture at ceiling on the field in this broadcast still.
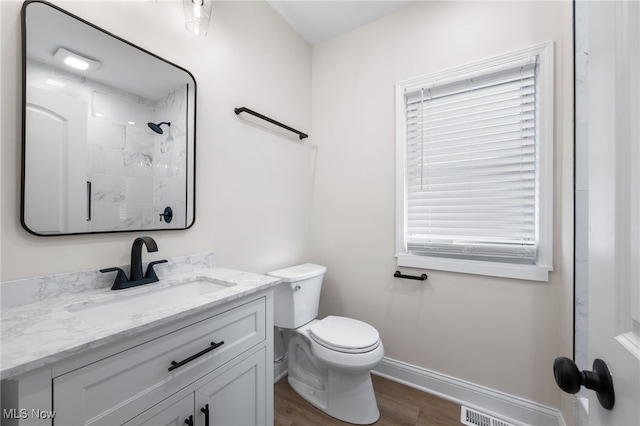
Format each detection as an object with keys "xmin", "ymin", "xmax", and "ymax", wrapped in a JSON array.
[
  {"xmin": 183, "ymin": 0, "xmax": 213, "ymax": 36},
  {"xmin": 53, "ymin": 47, "xmax": 101, "ymax": 72}
]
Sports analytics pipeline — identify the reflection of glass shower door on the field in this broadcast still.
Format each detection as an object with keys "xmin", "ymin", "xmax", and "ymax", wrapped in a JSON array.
[{"xmin": 25, "ymin": 87, "xmax": 87, "ymax": 234}]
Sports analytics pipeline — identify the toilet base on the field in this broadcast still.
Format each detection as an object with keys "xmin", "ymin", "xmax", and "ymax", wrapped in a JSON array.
[
  {"xmin": 288, "ymin": 370, "xmax": 380, "ymax": 425},
  {"xmin": 287, "ymin": 333, "xmax": 381, "ymax": 425}
]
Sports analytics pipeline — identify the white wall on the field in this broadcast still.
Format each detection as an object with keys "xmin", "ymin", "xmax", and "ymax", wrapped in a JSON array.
[
  {"xmin": 1, "ymin": 0, "xmax": 312, "ymax": 279},
  {"xmin": 310, "ymin": 0, "xmax": 574, "ymax": 410},
  {"xmin": 1, "ymin": 0, "xmax": 576, "ymax": 418}
]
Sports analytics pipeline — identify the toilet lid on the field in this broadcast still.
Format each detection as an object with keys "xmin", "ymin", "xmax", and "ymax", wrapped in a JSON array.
[{"xmin": 309, "ymin": 316, "xmax": 380, "ymax": 353}]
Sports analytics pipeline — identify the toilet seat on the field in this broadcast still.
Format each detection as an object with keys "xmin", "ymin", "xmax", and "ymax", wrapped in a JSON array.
[{"xmin": 309, "ymin": 316, "xmax": 380, "ymax": 354}]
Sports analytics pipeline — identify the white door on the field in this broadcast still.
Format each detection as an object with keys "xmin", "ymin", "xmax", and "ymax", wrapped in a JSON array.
[
  {"xmin": 588, "ymin": 1, "xmax": 640, "ymax": 425},
  {"xmin": 24, "ymin": 87, "xmax": 87, "ymax": 234}
]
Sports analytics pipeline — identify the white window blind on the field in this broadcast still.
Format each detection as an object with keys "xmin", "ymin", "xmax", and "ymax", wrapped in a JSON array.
[{"xmin": 404, "ymin": 60, "xmax": 539, "ymax": 263}]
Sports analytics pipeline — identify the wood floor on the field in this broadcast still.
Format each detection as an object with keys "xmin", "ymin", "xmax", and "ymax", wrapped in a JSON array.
[{"xmin": 275, "ymin": 374, "xmax": 462, "ymax": 426}]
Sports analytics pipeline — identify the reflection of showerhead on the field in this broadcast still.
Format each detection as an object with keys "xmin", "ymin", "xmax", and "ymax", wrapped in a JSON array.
[{"xmin": 147, "ymin": 121, "xmax": 171, "ymax": 134}]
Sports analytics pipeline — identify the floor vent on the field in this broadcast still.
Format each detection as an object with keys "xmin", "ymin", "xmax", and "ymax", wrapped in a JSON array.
[{"xmin": 461, "ymin": 406, "xmax": 517, "ymax": 426}]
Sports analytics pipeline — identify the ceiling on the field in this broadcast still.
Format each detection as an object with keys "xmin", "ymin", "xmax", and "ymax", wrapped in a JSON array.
[
  {"xmin": 266, "ymin": 1, "xmax": 419, "ymax": 45},
  {"xmin": 25, "ymin": 1, "xmax": 192, "ymax": 101}
]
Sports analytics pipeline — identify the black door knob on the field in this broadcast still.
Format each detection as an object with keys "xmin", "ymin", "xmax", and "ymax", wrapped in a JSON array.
[{"xmin": 553, "ymin": 357, "xmax": 615, "ymax": 410}]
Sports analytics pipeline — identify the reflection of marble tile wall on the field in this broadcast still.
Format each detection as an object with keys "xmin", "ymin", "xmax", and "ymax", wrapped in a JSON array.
[
  {"xmin": 88, "ymin": 98, "xmax": 156, "ymax": 231},
  {"xmin": 151, "ymin": 85, "xmax": 188, "ymax": 229},
  {"xmin": 87, "ymin": 85, "xmax": 187, "ymax": 231},
  {"xmin": 27, "ymin": 60, "xmax": 188, "ymax": 231}
]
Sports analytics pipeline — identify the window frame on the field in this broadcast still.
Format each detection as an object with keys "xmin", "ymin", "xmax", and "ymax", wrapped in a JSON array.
[{"xmin": 395, "ymin": 42, "xmax": 554, "ymax": 282}]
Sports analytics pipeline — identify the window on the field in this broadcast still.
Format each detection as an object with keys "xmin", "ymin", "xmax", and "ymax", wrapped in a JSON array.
[{"xmin": 395, "ymin": 42, "xmax": 554, "ymax": 281}]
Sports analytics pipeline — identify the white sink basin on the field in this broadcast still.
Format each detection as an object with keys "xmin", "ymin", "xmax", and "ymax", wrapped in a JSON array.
[{"xmin": 66, "ymin": 277, "xmax": 234, "ymax": 326}]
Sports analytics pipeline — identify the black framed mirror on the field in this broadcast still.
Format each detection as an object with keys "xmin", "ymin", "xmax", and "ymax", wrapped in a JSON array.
[{"xmin": 21, "ymin": 0, "xmax": 196, "ymax": 236}]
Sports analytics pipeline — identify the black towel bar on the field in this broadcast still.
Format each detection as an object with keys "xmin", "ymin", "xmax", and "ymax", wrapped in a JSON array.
[
  {"xmin": 394, "ymin": 271, "xmax": 428, "ymax": 281},
  {"xmin": 234, "ymin": 107, "xmax": 309, "ymax": 140}
]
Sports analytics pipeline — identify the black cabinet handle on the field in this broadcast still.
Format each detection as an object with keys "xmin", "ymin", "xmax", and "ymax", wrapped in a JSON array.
[
  {"xmin": 200, "ymin": 404, "xmax": 210, "ymax": 426},
  {"xmin": 184, "ymin": 414, "xmax": 194, "ymax": 426},
  {"xmin": 168, "ymin": 341, "xmax": 225, "ymax": 372}
]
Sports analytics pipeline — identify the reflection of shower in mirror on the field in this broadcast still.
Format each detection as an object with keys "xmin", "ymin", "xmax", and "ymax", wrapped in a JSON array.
[
  {"xmin": 147, "ymin": 121, "xmax": 171, "ymax": 134},
  {"xmin": 22, "ymin": 1, "xmax": 196, "ymax": 236},
  {"xmin": 148, "ymin": 122, "xmax": 174, "ymax": 153}
]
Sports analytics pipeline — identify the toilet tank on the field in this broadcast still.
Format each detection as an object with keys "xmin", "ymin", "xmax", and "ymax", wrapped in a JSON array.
[{"xmin": 268, "ymin": 263, "xmax": 327, "ymax": 329}]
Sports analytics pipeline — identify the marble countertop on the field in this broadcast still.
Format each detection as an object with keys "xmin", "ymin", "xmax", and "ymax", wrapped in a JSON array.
[{"xmin": 0, "ymin": 267, "xmax": 281, "ymax": 380}]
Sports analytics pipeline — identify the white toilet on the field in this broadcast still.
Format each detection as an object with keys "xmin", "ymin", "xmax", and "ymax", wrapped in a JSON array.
[{"xmin": 268, "ymin": 263, "xmax": 384, "ymax": 425}]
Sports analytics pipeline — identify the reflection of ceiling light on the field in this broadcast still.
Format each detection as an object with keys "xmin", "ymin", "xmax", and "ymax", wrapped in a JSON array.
[
  {"xmin": 53, "ymin": 47, "xmax": 101, "ymax": 72},
  {"xmin": 65, "ymin": 56, "xmax": 89, "ymax": 70},
  {"xmin": 45, "ymin": 78, "xmax": 65, "ymax": 88}
]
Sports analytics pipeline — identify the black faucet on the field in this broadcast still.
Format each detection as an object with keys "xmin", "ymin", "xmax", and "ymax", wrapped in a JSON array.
[{"xmin": 100, "ymin": 236, "xmax": 168, "ymax": 290}]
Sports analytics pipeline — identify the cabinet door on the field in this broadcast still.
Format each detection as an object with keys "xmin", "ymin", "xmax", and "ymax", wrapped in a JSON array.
[
  {"xmin": 195, "ymin": 348, "xmax": 267, "ymax": 426},
  {"xmin": 123, "ymin": 393, "xmax": 194, "ymax": 426}
]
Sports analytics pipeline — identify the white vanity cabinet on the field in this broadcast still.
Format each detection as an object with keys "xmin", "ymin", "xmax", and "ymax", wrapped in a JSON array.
[
  {"xmin": 125, "ymin": 348, "xmax": 267, "ymax": 426},
  {"xmin": 1, "ymin": 290, "xmax": 274, "ymax": 426}
]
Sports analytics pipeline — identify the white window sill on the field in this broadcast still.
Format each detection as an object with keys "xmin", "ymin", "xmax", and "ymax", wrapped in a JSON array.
[{"xmin": 396, "ymin": 254, "xmax": 552, "ymax": 282}]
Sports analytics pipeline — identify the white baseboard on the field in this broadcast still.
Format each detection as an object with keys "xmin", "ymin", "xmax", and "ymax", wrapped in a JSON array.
[
  {"xmin": 273, "ymin": 356, "xmax": 566, "ymax": 426},
  {"xmin": 274, "ymin": 359, "xmax": 288, "ymax": 383},
  {"xmin": 372, "ymin": 357, "xmax": 566, "ymax": 426},
  {"xmin": 575, "ymin": 396, "xmax": 588, "ymax": 426}
]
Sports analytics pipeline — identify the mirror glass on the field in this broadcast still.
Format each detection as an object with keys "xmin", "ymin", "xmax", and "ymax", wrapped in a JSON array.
[{"xmin": 21, "ymin": 0, "xmax": 196, "ymax": 235}]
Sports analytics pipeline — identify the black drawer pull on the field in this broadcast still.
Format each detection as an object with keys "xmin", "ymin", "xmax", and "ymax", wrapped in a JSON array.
[
  {"xmin": 168, "ymin": 341, "xmax": 225, "ymax": 372},
  {"xmin": 184, "ymin": 415, "xmax": 193, "ymax": 426},
  {"xmin": 201, "ymin": 404, "xmax": 210, "ymax": 426}
]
